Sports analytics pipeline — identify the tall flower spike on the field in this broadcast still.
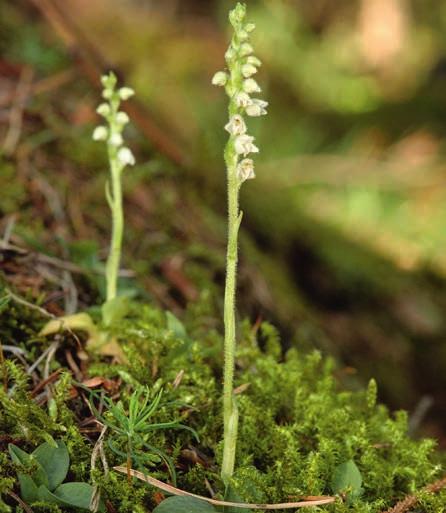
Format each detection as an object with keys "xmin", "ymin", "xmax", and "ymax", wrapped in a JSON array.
[
  {"xmin": 211, "ymin": 2, "xmax": 268, "ymax": 483},
  {"xmin": 93, "ymin": 71, "xmax": 136, "ymax": 308}
]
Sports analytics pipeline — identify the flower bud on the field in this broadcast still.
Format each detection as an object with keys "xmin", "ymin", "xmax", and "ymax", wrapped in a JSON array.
[
  {"xmin": 96, "ymin": 103, "xmax": 111, "ymax": 117},
  {"xmin": 237, "ymin": 158, "xmax": 255, "ymax": 182},
  {"xmin": 109, "ymin": 133, "xmax": 123, "ymax": 147},
  {"xmin": 212, "ymin": 71, "xmax": 228, "ymax": 87},
  {"xmin": 117, "ymin": 147, "xmax": 135, "ymax": 166},
  {"xmin": 229, "ymin": 3, "xmax": 246, "ymax": 27},
  {"xmin": 245, "ymin": 23, "xmax": 256, "ymax": 33},
  {"xmin": 247, "ymin": 56, "xmax": 262, "ymax": 67},
  {"xmin": 92, "ymin": 126, "xmax": 108, "ymax": 141},
  {"xmin": 119, "ymin": 87, "xmax": 135, "ymax": 100},
  {"xmin": 116, "ymin": 111, "xmax": 130, "ymax": 125},
  {"xmin": 243, "ymin": 78, "xmax": 261, "ymax": 94},
  {"xmin": 242, "ymin": 63, "xmax": 257, "ymax": 78},
  {"xmin": 240, "ymin": 43, "xmax": 254, "ymax": 57}
]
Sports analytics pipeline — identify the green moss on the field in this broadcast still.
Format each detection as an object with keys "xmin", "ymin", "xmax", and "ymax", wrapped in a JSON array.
[{"xmin": 1, "ymin": 301, "xmax": 444, "ymax": 512}]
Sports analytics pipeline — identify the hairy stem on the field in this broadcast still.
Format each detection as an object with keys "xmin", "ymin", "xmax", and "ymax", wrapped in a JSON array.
[
  {"xmin": 105, "ymin": 154, "xmax": 123, "ymax": 302},
  {"xmin": 221, "ymin": 139, "xmax": 241, "ymax": 482}
]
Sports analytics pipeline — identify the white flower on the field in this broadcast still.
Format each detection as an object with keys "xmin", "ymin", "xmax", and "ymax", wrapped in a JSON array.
[
  {"xmin": 242, "ymin": 63, "xmax": 257, "ymax": 78},
  {"xmin": 245, "ymin": 23, "xmax": 256, "ymax": 33},
  {"xmin": 119, "ymin": 87, "xmax": 135, "ymax": 100},
  {"xmin": 116, "ymin": 111, "xmax": 130, "ymax": 125},
  {"xmin": 247, "ymin": 56, "xmax": 262, "ymax": 67},
  {"xmin": 225, "ymin": 47, "xmax": 236, "ymax": 61},
  {"xmin": 212, "ymin": 71, "xmax": 228, "ymax": 87},
  {"xmin": 243, "ymin": 78, "xmax": 261, "ymax": 94},
  {"xmin": 92, "ymin": 126, "xmax": 108, "ymax": 141},
  {"xmin": 96, "ymin": 103, "xmax": 110, "ymax": 117},
  {"xmin": 102, "ymin": 89, "xmax": 113, "ymax": 100},
  {"xmin": 238, "ymin": 29, "xmax": 249, "ymax": 41},
  {"xmin": 109, "ymin": 133, "xmax": 123, "ymax": 147},
  {"xmin": 240, "ymin": 43, "xmax": 254, "ymax": 57},
  {"xmin": 225, "ymin": 114, "xmax": 247, "ymax": 136},
  {"xmin": 245, "ymin": 98, "xmax": 268, "ymax": 117},
  {"xmin": 234, "ymin": 134, "xmax": 259, "ymax": 156},
  {"xmin": 235, "ymin": 92, "xmax": 252, "ymax": 109},
  {"xmin": 117, "ymin": 147, "xmax": 135, "ymax": 166},
  {"xmin": 237, "ymin": 158, "xmax": 255, "ymax": 182}
]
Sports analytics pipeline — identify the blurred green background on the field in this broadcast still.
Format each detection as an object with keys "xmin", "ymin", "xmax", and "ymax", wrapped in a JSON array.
[{"xmin": 2, "ymin": 0, "xmax": 446, "ymax": 442}]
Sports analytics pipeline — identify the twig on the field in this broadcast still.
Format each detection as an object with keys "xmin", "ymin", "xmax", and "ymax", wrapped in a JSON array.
[
  {"xmin": 0, "ymin": 240, "xmax": 135, "ymax": 277},
  {"xmin": 5, "ymin": 288, "xmax": 55, "ymax": 319},
  {"xmin": 90, "ymin": 426, "xmax": 108, "ymax": 513},
  {"xmin": 381, "ymin": 475, "xmax": 446, "ymax": 513},
  {"xmin": 6, "ymin": 490, "xmax": 34, "ymax": 513},
  {"xmin": 113, "ymin": 467, "xmax": 336, "ymax": 509},
  {"xmin": 2, "ymin": 66, "xmax": 34, "ymax": 155}
]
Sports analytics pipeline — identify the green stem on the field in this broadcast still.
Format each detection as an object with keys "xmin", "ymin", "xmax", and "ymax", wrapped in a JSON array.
[
  {"xmin": 105, "ymin": 154, "xmax": 123, "ymax": 302},
  {"xmin": 221, "ymin": 142, "xmax": 241, "ymax": 482}
]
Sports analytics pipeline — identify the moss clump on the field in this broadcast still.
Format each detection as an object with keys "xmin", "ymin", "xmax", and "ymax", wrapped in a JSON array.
[{"xmin": 0, "ymin": 300, "xmax": 444, "ymax": 512}]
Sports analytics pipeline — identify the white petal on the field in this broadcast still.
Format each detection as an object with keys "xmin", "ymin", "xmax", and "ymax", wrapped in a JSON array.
[
  {"xmin": 235, "ymin": 92, "xmax": 252, "ymax": 108},
  {"xmin": 243, "ymin": 78, "xmax": 261, "ymax": 94},
  {"xmin": 119, "ymin": 87, "xmax": 135, "ymax": 100},
  {"xmin": 242, "ymin": 64, "xmax": 257, "ymax": 78},
  {"xmin": 224, "ymin": 114, "xmax": 247, "ymax": 136},
  {"xmin": 212, "ymin": 71, "xmax": 228, "ymax": 86},
  {"xmin": 92, "ymin": 126, "xmax": 108, "ymax": 141},
  {"xmin": 109, "ymin": 133, "xmax": 123, "ymax": 146},
  {"xmin": 116, "ymin": 111, "xmax": 130, "ymax": 125},
  {"xmin": 240, "ymin": 43, "xmax": 254, "ymax": 57},
  {"xmin": 96, "ymin": 103, "xmax": 110, "ymax": 117},
  {"xmin": 117, "ymin": 147, "xmax": 135, "ymax": 166},
  {"xmin": 237, "ymin": 158, "xmax": 255, "ymax": 182}
]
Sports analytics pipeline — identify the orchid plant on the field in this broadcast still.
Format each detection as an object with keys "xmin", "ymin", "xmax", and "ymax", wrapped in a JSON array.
[
  {"xmin": 212, "ymin": 2, "xmax": 268, "ymax": 483},
  {"xmin": 40, "ymin": 73, "xmax": 135, "ymax": 358}
]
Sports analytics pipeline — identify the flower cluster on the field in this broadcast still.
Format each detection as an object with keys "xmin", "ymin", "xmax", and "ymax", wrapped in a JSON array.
[
  {"xmin": 93, "ymin": 72, "xmax": 135, "ymax": 168},
  {"xmin": 212, "ymin": 3, "xmax": 267, "ymax": 185}
]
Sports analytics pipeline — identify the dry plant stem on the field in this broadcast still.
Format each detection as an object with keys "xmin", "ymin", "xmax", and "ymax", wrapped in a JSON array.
[
  {"xmin": 381, "ymin": 475, "xmax": 446, "ymax": 513},
  {"xmin": 114, "ymin": 467, "xmax": 336, "ymax": 509}
]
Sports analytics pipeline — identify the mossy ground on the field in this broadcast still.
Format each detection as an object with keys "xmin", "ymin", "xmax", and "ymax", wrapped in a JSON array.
[
  {"xmin": 1, "ymin": 3, "xmax": 446, "ymax": 511},
  {"xmin": 1, "ymin": 294, "xmax": 445, "ymax": 512}
]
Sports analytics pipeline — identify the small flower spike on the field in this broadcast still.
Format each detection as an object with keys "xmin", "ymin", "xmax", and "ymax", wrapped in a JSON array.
[
  {"xmin": 93, "ymin": 71, "xmax": 135, "ymax": 173},
  {"xmin": 212, "ymin": 2, "xmax": 267, "ymax": 187},
  {"xmin": 93, "ymin": 71, "xmax": 136, "ymax": 303}
]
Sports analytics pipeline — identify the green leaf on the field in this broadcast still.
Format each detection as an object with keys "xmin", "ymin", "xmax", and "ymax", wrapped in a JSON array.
[
  {"xmin": 33, "ymin": 440, "xmax": 69, "ymax": 491},
  {"xmin": 331, "ymin": 459, "xmax": 363, "ymax": 502},
  {"xmin": 8, "ymin": 444, "xmax": 48, "ymax": 502},
  {"xmin": 102, "ymin": 295, "xmax": 130, "ymax": 326},
  {"xmin": 166, "ymin": 312, "xmax": 188, "ymax": 340},
  {"xmin": 153, "ymin": 496, "xmax": 217, "ymax": 513},
  {"xmin": 38, "ymin": 482, "xmax": 96, "ymax": 510}
]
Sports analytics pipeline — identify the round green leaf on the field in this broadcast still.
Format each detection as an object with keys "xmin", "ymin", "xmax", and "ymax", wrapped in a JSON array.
[
  {"xmin": 38, "ymin": 482, "xmax": 95, "ymax": 510},
  {"xmin": 331, "ymin": 459, "xmax": 363, "ymax": 501},
  {"xmin": 153, "ymin": 496, "xmax": 217, "ymax": 513},
  {"xmin": 33, "ymin": 440, "xmax": 69, "ymax": 490}
]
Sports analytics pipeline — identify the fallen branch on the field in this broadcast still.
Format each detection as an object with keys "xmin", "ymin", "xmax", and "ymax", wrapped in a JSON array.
[
  {"xmin": 113, "ymin": 466, "xmax": 336, "ymax": 509},
  {"xmin": 381, "ymin": 475, "xmax": 446, "ymax": 513}
]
